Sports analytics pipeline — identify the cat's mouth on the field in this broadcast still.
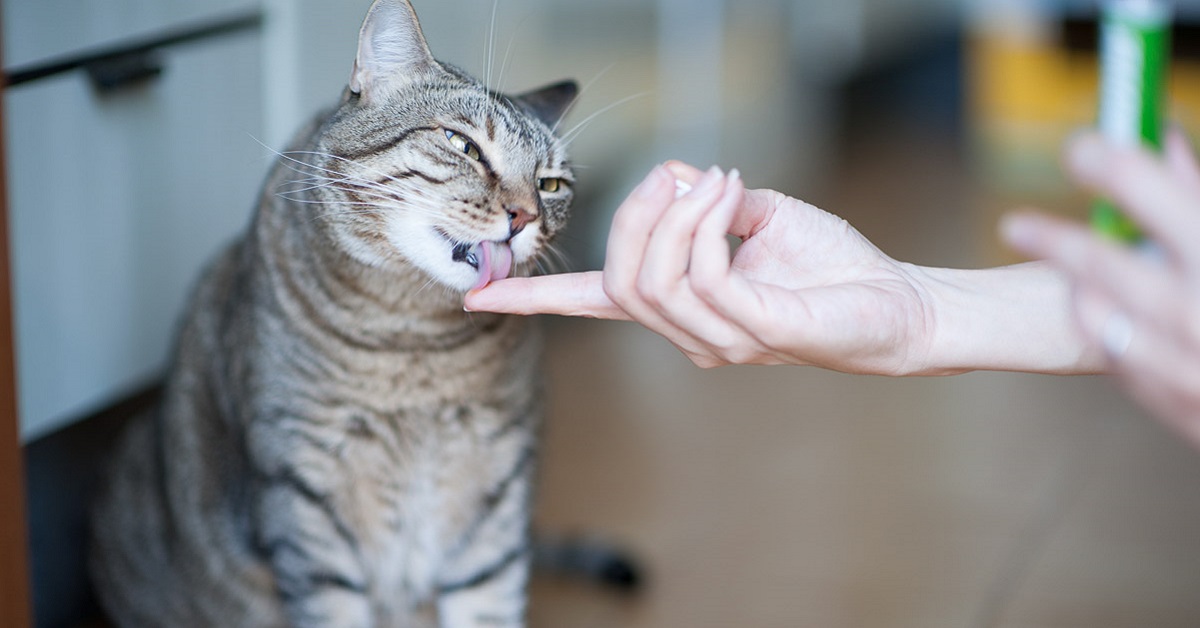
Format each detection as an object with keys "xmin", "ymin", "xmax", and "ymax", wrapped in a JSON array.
[{"xmin": 451, "ymin": 240, "xmax": 513, "ymax": 290}]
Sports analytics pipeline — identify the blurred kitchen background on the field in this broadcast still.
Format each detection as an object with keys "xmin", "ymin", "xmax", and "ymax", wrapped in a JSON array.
[{"xmin": 8, "ymin": 0, "xmax": 1200, "ymax": 626}]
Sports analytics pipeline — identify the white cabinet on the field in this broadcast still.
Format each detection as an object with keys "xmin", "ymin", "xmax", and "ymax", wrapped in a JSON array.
[
  {"xmin": 4, "ymin": 4, "xmax": 265, "ymax": 441},
  {"xmin": 4, "ymin": 0, "xmax": 259, "ymax": 69}
]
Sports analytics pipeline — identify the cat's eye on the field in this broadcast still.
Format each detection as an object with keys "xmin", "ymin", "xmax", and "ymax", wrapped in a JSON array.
[
  {"xmin": 444, "ymin": 129, "xmax": 482, "ymax": 161},
  {"xmin": 538, "ymin": 178, "xmax": 566, "ymax": 193}
]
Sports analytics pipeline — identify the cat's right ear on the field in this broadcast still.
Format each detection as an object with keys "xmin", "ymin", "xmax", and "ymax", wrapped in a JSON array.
[{"xmin": 349, "ymin": 0, "xmax": 437, "ymax": 105}]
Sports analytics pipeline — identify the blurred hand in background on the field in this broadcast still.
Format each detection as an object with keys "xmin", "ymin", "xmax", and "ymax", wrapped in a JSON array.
[{"xmin": 1004, "ymin": 130, "xmax": 1200, "ymax": 447}]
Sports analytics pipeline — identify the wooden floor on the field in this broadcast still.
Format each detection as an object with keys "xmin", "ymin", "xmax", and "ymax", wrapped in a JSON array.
[{"xmin": 524, "ymin": 122, "xmax": 1200, "ymax": 627}]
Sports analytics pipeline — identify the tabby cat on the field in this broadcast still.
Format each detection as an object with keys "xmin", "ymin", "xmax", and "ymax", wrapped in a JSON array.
[{"xmin": 89, "ymin": 0, "xmax": 578, "ymax": 625}]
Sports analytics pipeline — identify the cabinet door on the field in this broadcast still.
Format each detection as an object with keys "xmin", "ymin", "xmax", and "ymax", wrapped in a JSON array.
[
  {"xmin": 5, "ymin": 30, "xmax": 264, "ymax": 441},
  {"xmin": 3, "ymin": 0, "xmax": 259, "ymax": 69}
]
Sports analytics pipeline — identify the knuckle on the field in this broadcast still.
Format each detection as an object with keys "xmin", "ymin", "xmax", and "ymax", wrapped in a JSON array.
[
  {"xmin": 756, "ymin": 326, "xmax": 785, "ymax": 352},
  {"xmin": 602, "ymin": 273, "xmax": 634, "ymax": 307},
  {"xmin": 690, "ymin": 354, "xmax": 722, "ymax": 369},
  {"xmin": 722, "ymin": 346, "xmax": 758, "ymax": 365},
  {"xmin": 634, "ymin": 275, "xmax": 666, "ymax": 307},
  {"xmin": 707, "ymin": 331, "xmax": 752, "ymax": 365},
  {"xmin": 690, "ymin": 273, "xmax": 720, "ymax": 302}
]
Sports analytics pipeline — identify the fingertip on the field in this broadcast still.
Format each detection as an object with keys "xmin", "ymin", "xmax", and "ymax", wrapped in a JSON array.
[
  {"xmin": 724, "ymin": 168, "xmax": 744, "ymax": 199},
  {"xmin": 999, "ymin": 210, "xmax": 1061, "ymax": 256},
  {"xmin": 667, "ymin": 166, "xmax": 725, "ymax": 205},
  {"xmin": 1167, "ymin": 122, "xmax": 1190, "ymax": 144},
  {"xmin": 1164, "ymin": 125, "xmax": 1200, "ymax": 170},
  {"xmin": 1166, "ymin": 127, "xmax": 1189, "ymax": 156},
  {"xmin": 464, "ymin": 280, "xmax": 519, "ymax": 313},
  {"xmin": 462, "ymin": 288, "xmax": 487, "ymax": 312},
  {"xmin": 998, "ymin": 212, "xmax": 1034, "ymax": 251},
  {"xmin": 663, "ymin": 160, "xmax": 704, "ymax": 182},
  {"xmin": 1064, "ymin": 131, "xmax": 1109, "ymax": 182},
  {"xmin": 691, "ymin": 166, "xmax": 724, "ymax": 192},
  {"xmin": 633, "ymin": 164, "xmax": 674, "ymax": 200},
  {"xmin": 998, "ymin": 218, "xmax": 1036, "ymax": 258}
]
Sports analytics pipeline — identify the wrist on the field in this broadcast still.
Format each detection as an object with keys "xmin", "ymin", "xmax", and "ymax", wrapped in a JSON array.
[{"xmin": 903, "ymin": 261, "xmax": 1105, "ymax": 376}]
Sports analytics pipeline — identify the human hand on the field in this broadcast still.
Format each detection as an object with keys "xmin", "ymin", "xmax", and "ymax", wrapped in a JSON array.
[
  {"xmin": 1002, "ymin": 130, "xmax": 1200, "ymax": 445},
  {"xmin": 466, "ymin": 162, "xmax": 936, "ymax": 373}
]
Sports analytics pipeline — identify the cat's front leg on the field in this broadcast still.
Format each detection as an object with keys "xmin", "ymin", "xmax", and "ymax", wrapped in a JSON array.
[
  {"xmin": 257, "ymin": 470, "xmax": 374, "ymax": 628},
  {"xmin": 436, "ymin": 547, "xmax": 530, "ymax": 627},
  {"xmin": 435, "ymin": 447, "xmax": 535, "ymax": 627}
]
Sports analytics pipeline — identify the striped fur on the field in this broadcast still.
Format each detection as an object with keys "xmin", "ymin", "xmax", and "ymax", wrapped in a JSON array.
[{"xmin": 89, "ymin": 1, "xmax": 577, "ymax": 626}]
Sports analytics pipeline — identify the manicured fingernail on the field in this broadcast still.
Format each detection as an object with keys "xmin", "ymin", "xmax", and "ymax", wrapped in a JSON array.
[
  {"xmin": 633, "ymin": 165, "xmax": 671, "ymax": 199},
  {"xmin": 463, "ymin": 289, "xmax": 482, "ymax": 311},
  {"xmin": 688, "ymin": 166, "xmax": 724, "ymax": 197}
]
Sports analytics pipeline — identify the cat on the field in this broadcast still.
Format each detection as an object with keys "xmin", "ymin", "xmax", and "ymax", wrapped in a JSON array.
[{"xmin": 88, "ymin": 0, "xmax": 579, "ymax": 625}]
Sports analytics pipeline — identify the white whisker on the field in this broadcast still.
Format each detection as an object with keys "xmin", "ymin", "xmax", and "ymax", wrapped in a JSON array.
[
  {"xmin": 550, "ymin": 62, "xmax": 617, "ymax": 135},
  {"xmin": 560, "ymin": 92, "xmax": 649, "ymax": 147},
  {"xmin": 278, "ymin": 177, "xmax": 449, "ymax": 221},
  {"xmin": 279, "ymin": 149, "xmax": 451, "ymax": 202},
  {"xmin": 413, "ymin": 273, "xmax": 442, "ymax": 298},
  {"xmin": 535, "ymin": 241, "xmax": 572, "ymax": 275},
  {"xmin": 265, "ymin": 145, "xmax": 457, "ymax": 222},
  {"xmin": 277, "ymin": 196, "xmax": 380, "ymax": 209},
  {"xmin": 277, "ymin": 176, "xmax": 362, "ymax": 195},
  {"xmin": 486, "ymin": 0, "xmax": 499, "ymax": 89},
  {"xmin": 483, "ymin": 0, "xmax": 501, "ymax": 123},
  {"xmin": 495, "ymin": 11, "xmax": 534, "ymax": 97},
  {"xmin": 306, "ymin": 210, "xmax": 385, "ymax": 224}
]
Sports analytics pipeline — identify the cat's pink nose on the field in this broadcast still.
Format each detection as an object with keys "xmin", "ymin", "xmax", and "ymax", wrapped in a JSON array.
[{"xmin": 506, "ymin": 206, "xmax": 536, "ymax": 238}]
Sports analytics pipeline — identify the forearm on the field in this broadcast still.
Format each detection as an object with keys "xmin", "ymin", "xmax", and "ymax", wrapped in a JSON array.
[{"xmin": 906, "ymin": 261, "xmax": 1107, "ymax": 376}]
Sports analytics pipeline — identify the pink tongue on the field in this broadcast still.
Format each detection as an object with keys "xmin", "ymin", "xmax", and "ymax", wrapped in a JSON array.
[{"xmin": 472, "ymin": 242, "xmax": 513, "ymax": 290}]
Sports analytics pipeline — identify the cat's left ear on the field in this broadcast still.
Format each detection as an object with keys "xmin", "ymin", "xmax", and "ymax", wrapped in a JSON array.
[
  {"xmin": 349, "ymin": 0, "xmax": 437, "ymax": 104},
  {"xmin": 512, "ymin": 80, "xmax": 580, "ymax": 129}
]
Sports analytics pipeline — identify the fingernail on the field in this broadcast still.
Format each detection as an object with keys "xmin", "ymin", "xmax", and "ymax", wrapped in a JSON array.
[
  {"xmin": 463, "ymin": 289, "xmax": 481, "ymax": 312},
  {"xmin": 633, "ymin": 166, "xmax": 671, "ymax": 199},
  {"xmin": 688, "ymin": 166, "xmax": 724, "ymax": 197},
  {"xmin": 728, "ymin": 168, "xmax": 741, "ymax": 185}
]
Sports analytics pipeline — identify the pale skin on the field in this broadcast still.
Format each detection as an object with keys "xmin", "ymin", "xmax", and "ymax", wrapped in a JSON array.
[
  {"xmin": 1005, "ymin": 130, "xmax": 1200, "ymax": 447},
  {"xmin": 464, "ymin": 130, "xmax": 1200, "ymax": 447}
]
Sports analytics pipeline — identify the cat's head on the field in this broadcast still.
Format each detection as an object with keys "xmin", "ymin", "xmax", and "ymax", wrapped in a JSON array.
[{"xmin": 309, "ymin": 0, "xmax": 578, "ymax": 293}]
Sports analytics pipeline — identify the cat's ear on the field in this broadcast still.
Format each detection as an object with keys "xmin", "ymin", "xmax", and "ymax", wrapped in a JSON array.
[
  {"xmin": 512, "ymin": 80, "xmax": 580, "ymax": 129},
  {"xmin": 349, "ymin": 0, "xmax": 437, "ymax": 104}
]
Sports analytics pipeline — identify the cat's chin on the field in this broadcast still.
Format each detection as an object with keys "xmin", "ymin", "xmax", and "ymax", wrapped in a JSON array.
[
  {"xmin": 375, "ymin": 221, "xmax": 536, "ymax": 294},
  {"xmin": 451, "ymin": 240, "xmax": 513, "ymax": 291},
  {"xmin": 389, "ymin": 228, "xmax": 519, "ymax": 294}
]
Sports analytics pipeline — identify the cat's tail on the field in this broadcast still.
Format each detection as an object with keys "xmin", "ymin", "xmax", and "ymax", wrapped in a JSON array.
[{"xmin": 531, "ymin": 533, "xmax": 644, "ymax": 593}]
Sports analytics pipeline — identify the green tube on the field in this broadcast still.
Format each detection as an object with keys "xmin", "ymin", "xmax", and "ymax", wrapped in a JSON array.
[{"xmin": 1092, "ymin": 0, "xmax": 1171, "ymax": 243}]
